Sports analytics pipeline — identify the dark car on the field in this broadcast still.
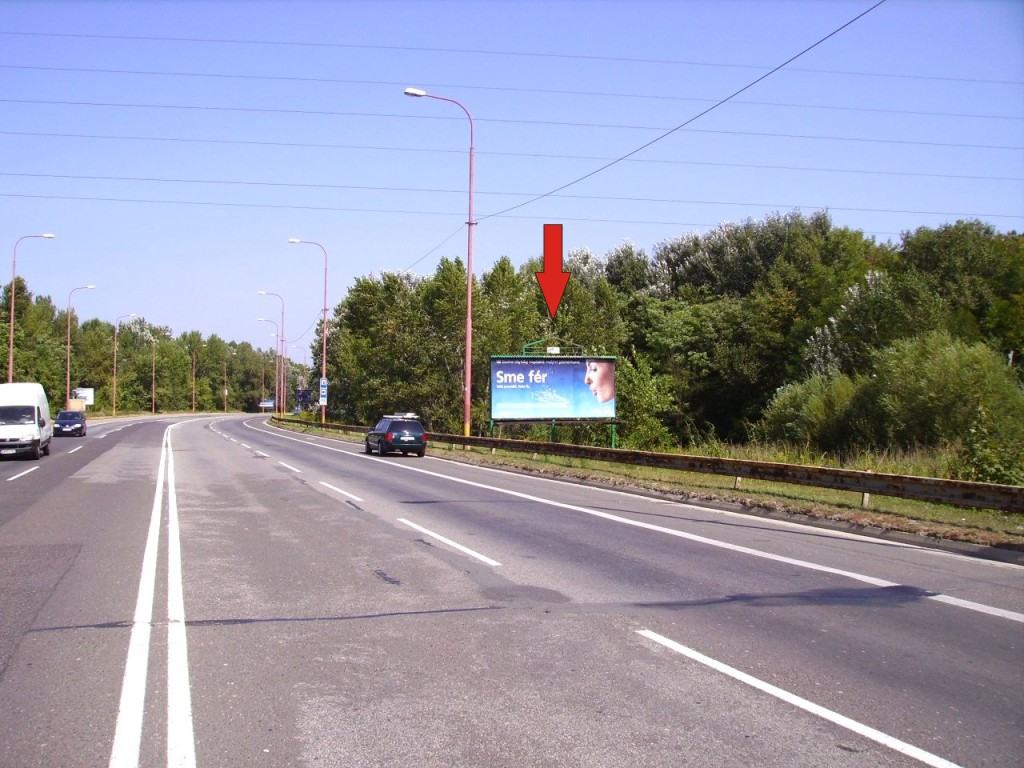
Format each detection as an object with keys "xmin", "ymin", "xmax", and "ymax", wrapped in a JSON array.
[
  {"xmin": 365, "ymin": 414, "xmax": 427, "ymax": 457},
  {"xmin": 55, "ymin": 410, "xmax": 87, "ymax": 437}
]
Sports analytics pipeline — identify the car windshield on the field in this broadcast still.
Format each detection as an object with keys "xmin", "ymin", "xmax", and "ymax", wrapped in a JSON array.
[
  {"xmin": 390, "ymin": 421, "xmax": 422, "ymax": 433},
  {"xmin": 0, "ymin": 405, "xmax": 36, "ymax": 425},
  {"xmin": 57, "ymin": 411, "xmax": 83, "ymax": 420}
]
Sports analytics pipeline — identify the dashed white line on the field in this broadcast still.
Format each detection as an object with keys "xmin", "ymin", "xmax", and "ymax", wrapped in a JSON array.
[
  {"xmin": 5, "ymin": 466, "xmax": 39, "ymax": 481},
  {"xmin": 637, "ymin": 629, "xmax": 962, "ymax": 768},
  {"xmin": 68, "ymin": 445, "xmax": 84, "ymax": 454},
  {"xmin": 319, "ymin": 481, "xmax": 363, "ymax": 502},
  {"xmin": 278, "ymin": 461, "xmax": 301, "ymax": 473},
  {"xmin": 368, "ymin": 461, "xmax": 1024, "ymax": 624},
  {"xmin": 398, "ymin": 518, "xmax": 502, "ymax": 566},
  {"xmin": 239, "ymin": 417, "xmax": 1022, "ymax": 623}
]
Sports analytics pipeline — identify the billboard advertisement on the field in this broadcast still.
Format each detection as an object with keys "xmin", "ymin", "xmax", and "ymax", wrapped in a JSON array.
[{"xmin": 490, "ymin": 356, "xmax": 616, "ymax": 421}]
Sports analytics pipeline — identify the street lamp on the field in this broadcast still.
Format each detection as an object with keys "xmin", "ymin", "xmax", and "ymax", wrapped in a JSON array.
[
  {"xmin": 8, "ymin": 233, "xmax": 56, "ymax": 382},
  {"xmin": 288, "ymin": 238, "xmax": 329, "ymax": 424},
  {"xmin": 112, "ymin": 313, "xmax": 137, "ymax": 416},
  {"xmin": 258, "ymin": 318, "xmax": 279, "ymax": 414},
  {"xmin": 405, "ymin": 87, "xmax": 476, "ymax": 436},
  {"xmin": 257, "ymin": 291, "xmax": 286, "ymax": 416},
  {"xmin": 66, "ymin": 284, "xmax": 95, "ymax": 408}
]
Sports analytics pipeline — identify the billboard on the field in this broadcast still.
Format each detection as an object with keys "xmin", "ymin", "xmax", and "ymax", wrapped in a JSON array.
[
  {"xmin": 490, "ymin": 356, "xmax": 616, "ymax": 421},
  {"xmin": 72, "ymin": 387, "xmax": 95, "ymax": 406}
]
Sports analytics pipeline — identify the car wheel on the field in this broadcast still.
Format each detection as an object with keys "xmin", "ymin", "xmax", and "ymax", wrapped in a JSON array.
[
  {"xmin": 364, "ymin": 440, "xmax": 372, "ymax": 454},
  {"xmin": 42, "ymin": 441, "xmax": 50, "ymax": 456},
  {"xmin": 378, "ymin": 441, "xmax": 388, "ymax": 456},
  {"xmin": 416, "ymin": 449, "xmax": 425, "ymax": 458}
]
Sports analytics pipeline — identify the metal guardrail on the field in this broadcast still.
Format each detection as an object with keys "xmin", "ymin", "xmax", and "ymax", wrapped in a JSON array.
[{"xmin": 271, "ymin": 417, "xmax": 1024, "ymax": 513}]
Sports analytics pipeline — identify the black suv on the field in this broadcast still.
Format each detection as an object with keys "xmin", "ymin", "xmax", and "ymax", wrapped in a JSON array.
[
  {"xmin": 55, "ymin": 410, "xmax": 87, "ymax": 437},
  {"xmin": 365, "ymin": 414, "xmax": 427, "ymax": 457}
]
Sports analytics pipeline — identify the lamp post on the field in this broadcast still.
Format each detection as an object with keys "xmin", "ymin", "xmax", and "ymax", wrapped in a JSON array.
[
  {"xmin": 257, "ymin": 290, "xmax": 286, "ymax": 415},
  {"xmin": 288, "ymin": 238, "xmax": 329, "ymax": 424},
  {"xmin": 8, "ymin": 233, "xmax": 56, "ymax": 382},
  {"xmin": 405, "ymin": 87, "xmax": 475, "ymax": 436},
  {"xmin": 112, "ymin": 313, "xmax": 136, "ymax": 416},
  {"xmin": 65, "ymin": 284, "xmax": 95, "ymax": 408},
  {"xmin": 258, "ymin": 318, "xmax": 279, "ymax": 414}
]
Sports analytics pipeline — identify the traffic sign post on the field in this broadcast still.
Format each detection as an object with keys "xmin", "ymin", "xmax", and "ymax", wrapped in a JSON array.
[{"xmin": 318, "ymin": 377, "xmax": 328, "ymax": 407}]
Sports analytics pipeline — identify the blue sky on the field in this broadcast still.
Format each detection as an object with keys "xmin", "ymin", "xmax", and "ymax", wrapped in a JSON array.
[{"xmin": 3, "ymin": 0, "xmax": 1022, "ymax": 354}]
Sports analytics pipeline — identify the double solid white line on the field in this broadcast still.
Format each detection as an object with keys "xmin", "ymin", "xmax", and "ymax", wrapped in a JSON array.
[{"xmin": 109, "ymin": 423, "xmax": 196, "ymax": 767}]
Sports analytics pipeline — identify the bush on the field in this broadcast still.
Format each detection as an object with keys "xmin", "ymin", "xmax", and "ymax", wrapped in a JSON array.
[
  {"xmin": 755, "ymin": 332, "xmax": 1024, "ymax": 481},
  {"xmin": 754, "ymin": 372, "xmax": 860, "ymax": 451},
  {"xmin": 872, "ymin": 332, "xmax": 1024, "ymax": 453}
]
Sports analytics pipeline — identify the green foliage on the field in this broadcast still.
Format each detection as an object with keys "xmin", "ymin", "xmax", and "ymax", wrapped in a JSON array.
[
  {"xmin": 6, "ymin": 213, "xmax": 1021, "ymax": 484},
  {"xmin": 615, "ymin": 354, "xmax": 675, "ymax": 451},
  {"xmin": 952, "ymin": 404, "xmax": 1024, "ymax": 485},
  {"xmin": 753, "ymin": 372, "xmax": 861, "ymax": 451},
  {"xmin": 871, "ymin": 332, "xmax": 1024, "ymax": 451},
  {"xmin": 756, "ymin": 331, "xmax": 1024, "ymax": 479}
]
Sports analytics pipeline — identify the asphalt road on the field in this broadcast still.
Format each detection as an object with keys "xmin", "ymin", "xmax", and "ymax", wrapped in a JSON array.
[{"xmin": 0, "ymin": 414, "xmax": 1020, "ymax": 767}]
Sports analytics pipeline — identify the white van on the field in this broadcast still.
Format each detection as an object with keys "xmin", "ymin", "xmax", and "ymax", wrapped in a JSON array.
[{"xmin": 0, "ymin": 382, "xmax": 53, "ymax": 459}]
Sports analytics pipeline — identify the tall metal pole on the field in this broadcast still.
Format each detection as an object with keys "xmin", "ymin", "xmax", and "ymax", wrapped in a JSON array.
[
  {"xmin": 258, "ymin": 291, "xmax": 286, "ymax": 416},
  {"xmin": 289, "ymin": 239, "xmax": 329, "ymax": 424},
  {"xmin": 258, "ymin": 318, "xmax": 279, "ymax": 414},
  {"xmin": 404, "ymin": 89, "xmax": 475, "ymax": 436},
  {"xmin": 8, "ymin": 233, "xmax": 55, "ymax": 382}
]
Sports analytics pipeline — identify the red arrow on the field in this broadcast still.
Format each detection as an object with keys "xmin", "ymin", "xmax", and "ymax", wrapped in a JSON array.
[{"xmin": 536, "ymin": 224, "xmax": 571, "ymax": 318}]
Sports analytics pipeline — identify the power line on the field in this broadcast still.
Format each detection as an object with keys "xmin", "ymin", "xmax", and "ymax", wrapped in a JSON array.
[
  {"xmin": 1, "ymin": 191, "xmax": 1015, "ymax": 224},
  {"xmin": 478, "ymin": 0, "xmax": 892, "ymax": 223},
  {"xmin": 2, "ymin": 173, "xmax": 1019, "ymax": 219},
  {"xmin": 1, "ymin": 64, "xmax": 1019, "ymax": 122},
  {"xmin": 3, "ymin": 132, "xmax": 1019, "ymax": 182},
  {"xmin": 3, "ymin": 99, "xmax": 1018, "ymax": 151},
  {"xmin": 1, "ymin": 30, "xmax": 1020, "ymax": 86}
]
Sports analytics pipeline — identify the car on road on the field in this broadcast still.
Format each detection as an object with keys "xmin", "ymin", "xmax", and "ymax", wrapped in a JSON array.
[
  {"xmin": 365, "ymin": 414, "xmax": 427, "ymax": 457},
  {"xmin": 55, "ymin": 410, "xmax": 87, "ymax": 437}
]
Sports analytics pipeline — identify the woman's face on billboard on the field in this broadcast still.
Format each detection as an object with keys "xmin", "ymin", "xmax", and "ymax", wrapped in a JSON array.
[{"xmin": 584, "ymin": 360, "xmax": 615, "ymax": 403}]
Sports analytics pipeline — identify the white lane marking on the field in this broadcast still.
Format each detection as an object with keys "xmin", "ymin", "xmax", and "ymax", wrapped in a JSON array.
[
  {"xmin": 320, "ymin": 481, "xmax": 364, "ymax": 502},
  {"xmin": 637, "ymin": 630, "xmax": 962, "ymax": 768},
  {"xmin": 398, "ymin": 518, "xmax": 502, "ymax": 566},
  {"xmin": 5, "ymin": 466, "xmax": 39, "ymax": 481},
  {"xmin": 68, "ymin": 445, "xmax": 83, "ymax": 454},
  {"xmin": 278, "ymin": 461, "xmax": 301, "ymax": 473},
  {"xmin": 109, "ymin": 429, "xmax": 167, "ymax": 767},
  {"xmin": 109, "ymin": 422, "xmax": 198, "ymax": 768},
  {"xmin": 165, "ymin": 428, "xmax": 197, "ymax": 767},
  {"xmin": 254, "ymin": 450, "xmax": 269, "ymax": 458},
  {"xmin": 242, "ymin": 418, "xmax": 1022, "ymax": 622},
  {"xmin": 362, "ymin": 460, "xmax": 1024, "ymax": 624},
  {"xmin": 240, "ymin": 443, "xmax": 251, "ymax": 450}
]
